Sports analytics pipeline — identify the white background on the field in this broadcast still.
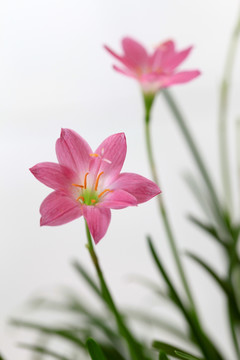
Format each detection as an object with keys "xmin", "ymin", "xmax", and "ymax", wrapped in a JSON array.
[{"xmin": 1, "ymin": 0, "xmax": 240, "ymax": 359}]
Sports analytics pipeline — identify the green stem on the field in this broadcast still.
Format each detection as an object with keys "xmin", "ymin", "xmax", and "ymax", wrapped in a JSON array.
[
  {"xmin": 219, "ymin": 7, "xmax": 240, "ymax": 215},
  {"xmin": 144, "ymin": 95, "xmax": 198, "ymax": 320},
  {"xmin": 85, "ymin": 222, "xmax": 146, "ymax": 360}
]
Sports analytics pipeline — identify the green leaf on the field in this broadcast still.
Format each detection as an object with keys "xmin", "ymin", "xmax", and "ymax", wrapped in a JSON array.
[
  {"xmin": 159, "ymin": 352, "xmax": 170, "ymax": 360},
  {"xmin": 126, "ymin": 274, "xmax": 169, "ymax": 300},
  {"xmin": 99, "ymin": 346, "xmax": 127, "ymax": 360},
  {"xmin": 162, "ymin": 89, "xmax": 222, "ymax": 222},
  {"xmin": 188, "ymin": 215, "xmax": 228, "ymax": 248},
  {"xmin": 18, "ymin": 343, "xmax": 71, "ymax": 360},
  {"xmin": 11, "ymin": 319, "xmax": 85, "ymax": 349},
  {"xmin": 0, "ymin": 353, "xmax": 6, "ymax": 360},
  {"xmin": 124, "ymin": 309, "xmax": 190, "ymax": 343},
  {"xmin": 86, "ymin": 338, "xmax": 107, "ymax": 360},
  {"xmin": 36, "ymin": 297, "xmax": 120, "ymax": 346},
  {"xmin": 72, "ymin": 260, "xmax": 102, "ymax": 300},
  {"xmin": 153, "ymin": 341, "xmax": 203, "ymax": 360},
  {"xmin": 184, "ymin": 173, "xmax": 213, "ymax": 217},
  {"xmin": 175, "ymin": 350, "xmax": 202, "ymax": 360},
  {"xmin": 148, "ymin": 238, "xmax": 225, "ymax": 360},
  {"xmin": 186, "ymin": 252, "xmax": 240, "ymax": 320},
  {"xmin": 186, "ymin": 252, "xmax": 230, "ymax": 295}
]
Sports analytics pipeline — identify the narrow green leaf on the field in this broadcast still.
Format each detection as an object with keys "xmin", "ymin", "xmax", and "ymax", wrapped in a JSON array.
[
  {"xmin": 186, "ymin": 252, "xmax": 240, "ymax": 320},
  {"xmin": 0, "ymin": 353, "xmax": 5, "ymax": 360},
  {"xmin": 72, "ymin": 260, "xmax": 102, "ymax": 300},
  {"xmin": 99, "ymin": 345, "xmax": 127, "ymax": 360},
  {"xmin": 125, "ymin": 309, "xmax": 190, "ymax": 343},
  {"xmin": 188, "ymin": 215, "xmax": 228, "ymax": 248},
  {"xmin": 86, "ymin": 338, "xmax": 107, "ymax": 360},
  {"xmin": 11, "ymin": 319, "xmax": 85, "ymax": 349},
  {"xmin": 36, "ymin": 297, "xmax": 120, "ymax": 345},
  {"xmin": 175, "ymin": 350, "xmax": 202, "ymax": 360},
  {"xmin": 159, "ymin": 352, "xmax": 170, "ymax": 360},
  {"xmin": 127, "ymin": 274, "xmax": 169, "ymax": 300},
  {"xmin": 18, "ymin": 343, "xmax": 71, "ymax": 360},
  {"xmin": 148, "ymin": 238, "xmax": 225, "ymax": 360},
  {"xmin": 184, "ymin": 173, "xmax": 213, "ymax": 217},
  {"xmin": 186, "ymin": 252, "xmax": 230, "ymax": 295},
  {"xmin": 227, "ymin": 300, "xmax": 240, "ymax": 359},
  {"xmin": 153, "ymin": 341, "xmax": 203, "ymax": 360},
  {"xmin": 162, "ymin": 89, "xmax": 222, "ymax": 222}
]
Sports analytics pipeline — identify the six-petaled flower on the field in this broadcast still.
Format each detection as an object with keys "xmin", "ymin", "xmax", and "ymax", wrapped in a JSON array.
[
  {"xmin": 104, "ymin": 37, "xmax": 200, "ymax": 93},
  {"xmin": 30, "ymin": 129, "xmax": 161, "ymax": 244}
]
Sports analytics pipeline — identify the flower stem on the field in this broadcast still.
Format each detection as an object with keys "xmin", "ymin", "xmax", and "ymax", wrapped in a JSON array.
[
  {"xmin": 143, "ymin": 94, "xmax": 198, "ymax": 319},
  {"xmin": 219, "ymin": 6, "xmax": 240, "ymax": 216},
  {"xmin": 84, "ymin": 222, "xmax": 146, "ymax": 360}
]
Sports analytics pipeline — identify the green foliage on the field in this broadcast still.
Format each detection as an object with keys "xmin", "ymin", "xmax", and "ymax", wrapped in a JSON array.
[
  {"xmin": 153, "ymin": 341, "xmax": 203, "ymax": 360},
  {"xmin": 18, "ymin": 343, "xmax": 71, "ymax": 360},
  {"xmin": 86, "ymin": 338, "xmax": 107, "ymax": 360},
  {"xmin": 159, "ymin": 352, "xmax": 170, "ymax": 360}
]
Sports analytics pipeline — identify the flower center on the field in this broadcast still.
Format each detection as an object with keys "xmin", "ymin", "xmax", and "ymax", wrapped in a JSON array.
[{"xmin": 72, "ymin": 171, "xmax": 112, "ymax": 206}]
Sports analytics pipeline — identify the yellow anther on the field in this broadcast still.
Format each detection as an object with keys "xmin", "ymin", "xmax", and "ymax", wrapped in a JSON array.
[
  {"xmin": 98, "ymin": 189, "xmax": 112, "ymax": 198},
  {"xmin": 76, "ymin": 196, "xmax": 84, "ymax": 202},
  {"xmin": 91, "ymin": 199, "xmax": 96, "ymax": 204},
  {"xmin": 95, "ymin": 171, "xmax": 104, "ymax": 191},
  {"xmin": 84, "ymin": 172, "xmax": 89, "ymax": 189},
  {"xmin": 72, "ymin": 183, "xmax": 84, "ymax": 188},
  {"xmin": 90, "ymin": 153, "xmax": 99, "ymax": 158}
]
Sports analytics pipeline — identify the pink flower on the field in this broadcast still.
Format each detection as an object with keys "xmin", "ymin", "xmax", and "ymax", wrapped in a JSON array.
[
  {"xmin": 104, "ymin": 37, "xmax": 200, "ymax": 93},
  {"xmin": 30, "ymin": 129, "xmax": 161, "ymax": 244}
]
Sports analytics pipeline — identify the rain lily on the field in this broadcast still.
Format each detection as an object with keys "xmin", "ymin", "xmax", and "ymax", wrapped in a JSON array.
[
  {"xmin": 104, "ymin": 37, "xmax": 200, "ymax": 93},
  {"xmin": 30, "ymin": 129, "xmax": 161, "ymax": 243}
]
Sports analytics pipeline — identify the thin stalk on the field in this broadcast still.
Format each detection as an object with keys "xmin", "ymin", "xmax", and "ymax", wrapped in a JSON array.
[
  {"xmin": 84, "ymin": 222, "xmax": 146, "ymax": 360},
  {"xmin": 219, "ymin": 7, "xmax": 240, "ymax": 215},
  {"xmin": 144, "ymin": 96, "xmax": 198, "ymax": 320}
]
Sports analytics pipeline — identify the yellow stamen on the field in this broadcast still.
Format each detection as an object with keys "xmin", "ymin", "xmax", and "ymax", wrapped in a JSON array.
[
  {"xmin": 90, "ymin": 153, "xmax": 99, "ymax": 158},
  {"xmin": 84, "ymin": 172, "xmax": 89, "ymax": 189},
  {"xmin": 91, "ymin": 199, "xmax": 96, "ymax": 204},
  {"xmin": 98, "ymin": 189, "xmax": 112, "ymax": 198},
  {"xmin": 95, "ymin": 171, "xmax": 104, "ymax": 191},
  {"xmin": 72, "ymin": 183, "xmax": 84, "ymax": 188},
  {"xmin": 76, "ymin": 195, "xmax": 84, "ymax": 202}
]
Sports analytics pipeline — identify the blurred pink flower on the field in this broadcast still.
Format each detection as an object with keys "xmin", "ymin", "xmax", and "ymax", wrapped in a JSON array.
[
  {"xmin": 104, "ymin": 37, "xmax": 200, "ymax": 93},
  {"xmin": 30, "ymin": 129, "xmax": 161, "ymax": 244}
]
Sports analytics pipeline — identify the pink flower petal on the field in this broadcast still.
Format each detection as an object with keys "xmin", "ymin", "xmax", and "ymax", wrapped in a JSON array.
[
  {"xmin": 160, "ymin": 70, "xmax": 201, "ymax": 87},
  {"xmin": 150, "ymin": 40, "xmax": 175, "ymax": 68},
  {"xmin": 104, "ymin": 45, "xmax": 130, "ymax": 68},
  {"xmin": 30, "ymin": 162, "xmax": 77, "ymax": 192},
  {"xmin": 56, "ymin": 129, "xmax": 92, "ymax": 175},
  {"xmin": 159, "ymin": 40, "xmax": 175, "ymax": 53},
  {"xmin": 122, "ymin": 37, "xmax": 148, "ymax": 69},
  {"xmin": 111, "ymin": 172, "xmax": 161, "ymax": 204},
  {"xmin": 113, "ymin": 65, "xmax": 137, "ymax": 79},
  {"xmin": 90, "ymin": 133, "xmax": 127, "ymax": 184},
  {"xmin": 40, "ymin": 191, "xmax": 82, "ymax": 226},
  {"xmin": 99, "ymin": 189, "xmax": 137, "ymax": 209},
  {"xmin": 83, "ymin": 206, "xmax": 111, "ymax": 244},
  {"xmin": 162, "ymin": 46, "xmax": 193, "ymax": 71}
]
